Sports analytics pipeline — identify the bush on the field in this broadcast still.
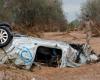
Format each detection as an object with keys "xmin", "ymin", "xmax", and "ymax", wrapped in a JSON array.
[{"xmin": 0, "ymin": 0, "xmax": 67, "ymax": 32}]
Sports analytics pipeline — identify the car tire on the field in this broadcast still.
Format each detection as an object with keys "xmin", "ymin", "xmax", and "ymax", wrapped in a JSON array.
[
  {"xmin": 0, "ymin": 25, "xmax": 13, "ymax": 48},
  {"xmin": 0, "ymin": 23, "xmax": 12, "ymax": 31}
]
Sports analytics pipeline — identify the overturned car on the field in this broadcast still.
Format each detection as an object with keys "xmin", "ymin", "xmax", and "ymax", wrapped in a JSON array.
[{"xmin": 0, "ymin": 24, "xmax": 99, "ymax": 70}]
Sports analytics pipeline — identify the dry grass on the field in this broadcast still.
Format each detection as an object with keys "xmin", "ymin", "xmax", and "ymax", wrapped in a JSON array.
[{"xmin": 12, "ymin": 25, "xmax": 44, "ymax": 38}]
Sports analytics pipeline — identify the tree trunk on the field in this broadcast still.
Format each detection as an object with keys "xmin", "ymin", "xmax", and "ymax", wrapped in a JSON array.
[{"xmin": 85, "ymin": 20, "xmax": 93, "ymax": 45}]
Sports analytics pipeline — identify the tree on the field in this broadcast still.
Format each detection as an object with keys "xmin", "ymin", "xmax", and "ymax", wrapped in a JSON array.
[
  {"xmin": 81, "ymin": 0, "xmax": 100, "ymax": 36},
  {"xmin": 69, "ymin": 19, "xmax": 80, "ymax": 27},
  {"xmin": 0, "ymin": 0, "xmax": 67, "ymax": 32}
]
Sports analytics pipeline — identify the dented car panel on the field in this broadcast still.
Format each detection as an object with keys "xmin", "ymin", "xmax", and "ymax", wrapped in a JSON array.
[{"xmin": 0, "ymin": 35, "xmax": 98, "ymax": 70}]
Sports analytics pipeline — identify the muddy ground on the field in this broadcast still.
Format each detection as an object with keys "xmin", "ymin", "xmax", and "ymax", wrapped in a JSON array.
[{"xmin": 0, "ymin": 31, "xmax": 100, "ymax": 80}]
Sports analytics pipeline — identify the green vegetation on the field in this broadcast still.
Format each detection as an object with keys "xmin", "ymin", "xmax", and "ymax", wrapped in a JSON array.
[
  {"xmin": 66, "ymin": 19, "xmax": 80, "ymax": 31},
  {"xmin": 69, "ymin": 19, "xmax": 80, "ymax": 28},
  {"xmin": 0, "ymin": 0, "xmax": 67, "ymax": 32}
]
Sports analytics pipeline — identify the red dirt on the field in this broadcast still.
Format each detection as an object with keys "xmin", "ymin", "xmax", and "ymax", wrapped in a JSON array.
[{"xmin": 0, "ymin": 31, "xmax": 100, "ymax": 80}]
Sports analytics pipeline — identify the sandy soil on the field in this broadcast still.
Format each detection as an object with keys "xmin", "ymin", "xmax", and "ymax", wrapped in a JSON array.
[
  {"xmin": 0, "ymin": 31, "xmax": 100, "ymax": 80},
  {"xmin": 43, "ymin": 31, "xmax": 100, "ymax": 54}
]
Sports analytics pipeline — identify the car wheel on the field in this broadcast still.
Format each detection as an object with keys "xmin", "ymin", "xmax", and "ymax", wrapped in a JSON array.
[{"xmin": 0, "ymin": 25, "xmax": 13, "ymax": 48}]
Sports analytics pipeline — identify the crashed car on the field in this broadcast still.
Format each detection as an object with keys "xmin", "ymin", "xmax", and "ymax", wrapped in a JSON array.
[
  {"xmin": 0, "ymin": 23, "xmax": 13, "ymax": 47},
  {"xmin": 0, "ymin": 24, "xmax": 99, "ymax": 70}
]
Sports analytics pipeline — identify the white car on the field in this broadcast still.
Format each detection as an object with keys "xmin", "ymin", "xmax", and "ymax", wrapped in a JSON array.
[{"xmin": 0, "ymin": 24, "xmax": 98, "ymax": 70}]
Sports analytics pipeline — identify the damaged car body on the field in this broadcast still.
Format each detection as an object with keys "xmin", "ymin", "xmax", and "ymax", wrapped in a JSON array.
[{"xmin": 0, "ymin": 24, "xmax": 99, "ymax": 70}]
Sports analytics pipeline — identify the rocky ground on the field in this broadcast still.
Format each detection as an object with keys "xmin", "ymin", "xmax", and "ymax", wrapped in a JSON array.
[{"xmin": 0, "ymin": 31, "xmax": 100, "ymax": 80}]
